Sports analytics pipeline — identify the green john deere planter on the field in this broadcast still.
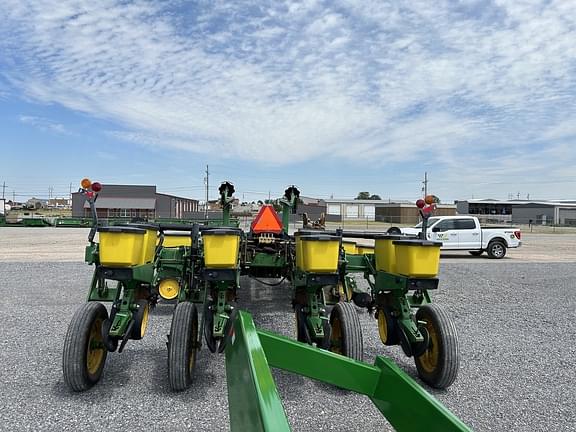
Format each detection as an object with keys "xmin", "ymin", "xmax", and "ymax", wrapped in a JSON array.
[{"xmin": 62, "ymin": 178, "xmax": 470, "ymax": 431}]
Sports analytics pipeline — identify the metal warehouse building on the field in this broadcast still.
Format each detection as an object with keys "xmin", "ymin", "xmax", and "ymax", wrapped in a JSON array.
[
  {"xmin": 325, "ymin": 199, "xmax": 456, "ymax": 224},
  {"xmin": 72, "ymin": 185, "xmax": 198, "ymax": 219},
  {"xmin": 456, "ymin": 199, "xmax": 576, "ymax": 225}
]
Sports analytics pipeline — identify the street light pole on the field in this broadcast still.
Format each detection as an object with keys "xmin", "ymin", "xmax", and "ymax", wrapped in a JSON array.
[{"xmin": 205, "ymin": 164, "xmax": 209, "ymax": 220}]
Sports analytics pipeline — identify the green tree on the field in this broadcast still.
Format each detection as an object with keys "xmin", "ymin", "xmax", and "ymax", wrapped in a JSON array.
[
  {"xmin": 356, "ymin": 192, "xmax": 381, "ymax": 200},
  {"xmin": 356, "ymin": 192, "xmax": 370, "ymax": 200}
]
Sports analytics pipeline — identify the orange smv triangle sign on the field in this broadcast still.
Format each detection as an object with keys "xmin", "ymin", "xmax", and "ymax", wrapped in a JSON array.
[{"xmin": 251, "ymin": 205, "xmax": 283, "ymax": 234}]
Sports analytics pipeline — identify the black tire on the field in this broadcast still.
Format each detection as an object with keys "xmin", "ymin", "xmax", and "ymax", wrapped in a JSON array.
[
  {"xmin": 130, "ymin": 300, "xmax": 150, "ymax": 340},
  {"xmin": 63, "ymin": 302, "xmax": 109, "ymax": 391},
  {"xmin": 351, "ymin": 292, "xmax": 372, "ymax": 308},
  {"xmin": 486, "ymin": 240, "xmax": 506, "ymax": 259},
  {"xmin": 168, "ymin": 302, "xmax": 199, "ymax": 391},
  {"xmin": 414, "ymin": 304, "xmax": 459, "ymax": 389},
  {"xmin": 376, "ymin": 307, "xmax": 399, "ymax": 346},
  {"xmin": 329, "ymin": 302, "xmax": 363, "ymax": 361},
  {"xmin": 468, "ymin": 250, "xmax": 483, "ymax": 256}
]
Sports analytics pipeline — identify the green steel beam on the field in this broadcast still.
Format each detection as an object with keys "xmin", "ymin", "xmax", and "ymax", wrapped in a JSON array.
[
  {"xmin": 345, "ymin": 253, "xmax": 370, "ymax": 272},
  {"xmin": 259, "ymin": 329, "xmax": 378, "ymax": 394},
  {"xmin": 225, "ymin": 311, "xmax": 291, "ymax": 432},
  {"xmin": 84, "ymin": 243, "xmax": 99, "ymax": 264},
  {"xmin": 250, "ymin": 252, "xmax": 287, "ymax": 268},
  {"xmin": 132, "ymin": 263, "xmax": 155, "ymax": 283},
  {"xmin": 370, "ymin": 356, "xmax": 471, "ymax": 432},
  {"xmin": 281, "ymin": 205, "xmax": 290, "ymax": 235},
  {"xmin": 226, "ymin": 311, "xmax": 471, "ymax": 432},
  {"xmin": 88, "ymin": 285, "xmax": 118, "ymax": 302},
  {"xmin": 258, "ymin": 329, "xmax": 472, "ymax": 432}
]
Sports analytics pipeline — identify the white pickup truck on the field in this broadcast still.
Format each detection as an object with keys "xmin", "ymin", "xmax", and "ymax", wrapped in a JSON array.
[{"xmin": 399, "ymin": 215, "xmax": 522, "ymax": 259}]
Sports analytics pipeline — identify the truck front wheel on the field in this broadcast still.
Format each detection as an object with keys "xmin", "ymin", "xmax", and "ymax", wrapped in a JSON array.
[{"xmin": 487, "ymin": 241, "xmax": 506, "ymax": 259}]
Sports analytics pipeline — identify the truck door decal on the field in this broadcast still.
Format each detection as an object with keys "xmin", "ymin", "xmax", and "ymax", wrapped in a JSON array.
[{"xmin": 436, "ymin": 233, "xmax": 450, "ymax": 241}]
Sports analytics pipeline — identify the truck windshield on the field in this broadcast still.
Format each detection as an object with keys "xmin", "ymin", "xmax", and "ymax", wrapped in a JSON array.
[{"xmin": 413, "ymin": 217, "xmax": 440, "ymax": 228}]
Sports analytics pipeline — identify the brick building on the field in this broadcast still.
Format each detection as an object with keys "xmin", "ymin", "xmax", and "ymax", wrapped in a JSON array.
[{"xmin": 72, "ymin": 184, "xmax": 198, "ymax": 220}]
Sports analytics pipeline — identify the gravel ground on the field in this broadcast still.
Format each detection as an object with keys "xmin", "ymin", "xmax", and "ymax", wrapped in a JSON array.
[{"xmin": 1, "ymin": 258, "xmax": 575, "ymax": 431}]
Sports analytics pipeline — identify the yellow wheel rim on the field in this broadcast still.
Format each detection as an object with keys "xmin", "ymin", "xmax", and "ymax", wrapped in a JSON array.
[
  {"xmin": 140, "ymin": 304, "xmax": 150, "ymax": 338},
  {"xmin": 417, "ymin": 320, "xmax": 439, "ymax": 374},
  {"xmin": 330, "ymin": 315, "xmax": 343, "ymax": 354},
  {"xmin": 337, "ymin": 282, "xmax": 352, "ymax": 301},
  {"xmin": 159, "ymin": 279, "xmax": 180, "ymax": 300},
  {"xmin": 377, "ymin": 309, "xmax": 388, "ymax": 344},
  {"xmin": 86, "ymin": 318, "xmax": 105, "ymax": 376}
]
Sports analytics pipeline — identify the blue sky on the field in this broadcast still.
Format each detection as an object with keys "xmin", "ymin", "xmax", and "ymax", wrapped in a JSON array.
[{"xmin": 1, "ymin": 0, "xmax": 575, "ymax": 203}]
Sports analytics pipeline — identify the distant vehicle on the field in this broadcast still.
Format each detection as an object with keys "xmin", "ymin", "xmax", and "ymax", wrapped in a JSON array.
[{"xmin": 399, "ymin": 215, "xmax": 522, "ymax": 259}]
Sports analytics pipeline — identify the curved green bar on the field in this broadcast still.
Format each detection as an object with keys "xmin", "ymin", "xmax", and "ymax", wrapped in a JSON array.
[{"xmin": 225, "ymin": 310, "xmax": 471, "ymax": 432}]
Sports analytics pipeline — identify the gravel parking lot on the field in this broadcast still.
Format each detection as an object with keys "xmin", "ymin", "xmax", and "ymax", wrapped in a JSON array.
[{"xmin": 0, "ymin": 228, "xmax": 575, "ymax": 431}]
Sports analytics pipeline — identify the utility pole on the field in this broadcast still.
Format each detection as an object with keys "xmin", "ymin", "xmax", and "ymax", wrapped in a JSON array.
[
  {"xmin": 204, "ymin": 164, "xmax": 209, "ymax": 219},
  {"xmin": 422, "ymin": 172, "xmax": 428, "ymax": 197}
]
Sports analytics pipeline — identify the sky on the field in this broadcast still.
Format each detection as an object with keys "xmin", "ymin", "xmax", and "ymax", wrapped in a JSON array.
[{"xmin": 1, "ymin": 0, "xmax": 575, "ymax": 204}]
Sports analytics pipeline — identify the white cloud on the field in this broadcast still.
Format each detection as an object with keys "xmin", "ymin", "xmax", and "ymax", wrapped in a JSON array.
[
  {"xmin": 542, "ymin": 119, "xmax": 576, "ymax": 141},
  {"xmin": 18, "ymin": 115, "xmax": 71, "ymax": 135},
  {"xmin": 0, "ymin": 0, "xmax": 575, "ymax": 190}
]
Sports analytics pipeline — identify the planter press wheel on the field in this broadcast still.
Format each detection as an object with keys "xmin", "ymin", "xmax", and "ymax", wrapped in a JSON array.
[
  {"xmin": 63, "ymin": 302, "xmax": 108, "ymax": 391},
  {"xmin": 203, "ymin": 301, "xmax": 217, "ymax": 353},
  {"xmin": 329, "ymin": 302, "xmax": 363, "ymax": 361},
  {"xmin": 414, "ymin": 304, "xmax": 459, "ymax": 389},
  {"xmin": 101, "ymin": 317, "xmax": 118, "ymax": 352},
  {"xmin": 376, "ymin": 307, "xmax": 399, "ymax": 346},
  {"xmin": 130, "ymin": 300, "xmax": 150, "ymax": 340},
  {"xmin": 294, "ymin": 304, "xmax": 311, "ymax": 344},
  {"xmin": 168, "ymin": 302, "xmax": 199, "ymax": 391}
]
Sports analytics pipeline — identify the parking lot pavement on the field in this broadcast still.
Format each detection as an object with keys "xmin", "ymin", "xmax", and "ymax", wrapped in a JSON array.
[
  {"xmin": 1, "ymin": 259, "xmax": 575, "ymax": 431},
  {"xmin": 440, "ymin": 233, "xmax": 576, "ymax": 263}
]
